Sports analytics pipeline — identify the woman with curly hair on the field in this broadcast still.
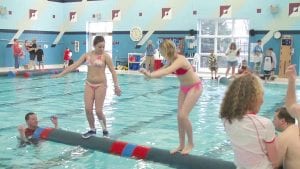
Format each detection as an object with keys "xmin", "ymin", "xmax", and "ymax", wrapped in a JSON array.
[{"xmin": 220, "ymin": 73, "xmax": 278, "ymax": 169}]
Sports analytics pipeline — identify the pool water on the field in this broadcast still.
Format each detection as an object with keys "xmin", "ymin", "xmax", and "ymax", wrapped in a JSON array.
[{"xmin": 0, "ymin": 72, "xmax": 288, "ymax": 169}]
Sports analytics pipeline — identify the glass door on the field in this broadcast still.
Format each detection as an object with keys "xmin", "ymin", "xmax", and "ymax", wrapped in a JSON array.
[{"xmin": 87, "ymin": 21, "xmax": 113, "ymax": 56}]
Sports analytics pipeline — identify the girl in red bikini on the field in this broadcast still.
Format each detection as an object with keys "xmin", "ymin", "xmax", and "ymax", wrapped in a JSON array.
[
  {"xmin": 140, "ymin": 39, "xmax": 202, "ymax": 155},
  {"xmin": 52, "ymin": 36, "xmax": 121, "ymax": 138}
]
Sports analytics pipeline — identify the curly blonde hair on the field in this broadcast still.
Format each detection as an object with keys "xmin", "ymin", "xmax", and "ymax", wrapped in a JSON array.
[
  {"xmin": 159, "ymin": 39, "xmax": 176, "ymax": 59},
  {"xmin": 220, "ymin": 73, "xmax": 263, "ymax": 123}
]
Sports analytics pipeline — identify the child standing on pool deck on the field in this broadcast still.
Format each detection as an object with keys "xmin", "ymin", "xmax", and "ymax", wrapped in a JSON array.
[
  {"xmin": 140, "ymin": 39, "xmax": 202, "ymax": 155},
  {"xmin": 208, "ymin": 52, "xmax": 218, "ymax": 79}
]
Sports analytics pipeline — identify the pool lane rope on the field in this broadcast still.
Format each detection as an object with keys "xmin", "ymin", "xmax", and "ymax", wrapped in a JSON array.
[{"xmin": 33, "ymin": 128, "xmax": 236, "ymax": 169}]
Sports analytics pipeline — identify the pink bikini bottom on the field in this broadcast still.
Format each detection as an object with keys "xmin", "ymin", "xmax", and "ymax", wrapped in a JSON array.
[{"xmin": 180, "ymin": 81, "xmax": 202, "ymax": 94}]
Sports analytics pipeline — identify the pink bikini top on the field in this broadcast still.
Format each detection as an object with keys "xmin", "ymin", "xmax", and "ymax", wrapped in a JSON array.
[{"xmin": 86, "ymin": 55, "xmax": 105, "ymax": 67}]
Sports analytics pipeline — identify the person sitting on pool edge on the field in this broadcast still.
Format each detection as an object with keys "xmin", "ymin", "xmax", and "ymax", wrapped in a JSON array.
[
  {"xmin": 220, "ymin": 73, "xmax": 278, "ymax": 169},
  {"xmin": 18, "ymin": 112, "xmax": 58, "ymax": 145},
  {"xmin": 272, "ymin": 107, "xmax": 300, "ymax": 169}
]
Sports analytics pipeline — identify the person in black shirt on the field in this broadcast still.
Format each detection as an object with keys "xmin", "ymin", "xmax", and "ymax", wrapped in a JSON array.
[
  {"xmin": 28, "ymin": 39, "xmax": 37, "ymax": 70},
  {"xmin": 36, "ymin": 45, "xmax": 44, "ymax": 70}
]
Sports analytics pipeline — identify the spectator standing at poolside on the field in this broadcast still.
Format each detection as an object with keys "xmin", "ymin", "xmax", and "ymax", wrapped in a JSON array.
[
  {"xmin": 63, "ymin": 48, "xmax": 71, "ymax": 68},
  {"xmin": 145, "ymin": 40, "xmax": 156, "ymax": 72},
  {"xmin": 208, "ymin": 52, "xmax": 218, "ymax": 79},
  {"xmin": 225, "ymin": 42, "xmax": 240, "ymax": 77},
  {"xmin": 28, "ymin": 39, "xmax": 37, "ymax": 70},
  {"xmin": 253, "ymin": 40, "xmax": 263, "ymax": 75},
  {"xmin": 36, "ymin": 45, "xmax": 45, "ymax": 70},
  {"xmin": 12, "ymin": 38, "xmax": 23, "ymax": 69}
]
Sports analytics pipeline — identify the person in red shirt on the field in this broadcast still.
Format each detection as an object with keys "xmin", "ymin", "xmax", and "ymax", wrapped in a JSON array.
[
  {"xmin": 12, "ymin": 38, "xmax": 23, "ymax": 69},
  {"xmin": 18, "ymin": 112, "xmax": 58, "ymax": 144},
  {"xmin": 63, "ymin": 48, "xmax": 71, "ymax": 68}
]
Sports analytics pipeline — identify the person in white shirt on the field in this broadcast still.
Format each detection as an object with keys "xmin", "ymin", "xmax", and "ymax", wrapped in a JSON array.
[
  {"xmin": 225, "ymin": 42, "xmax": 240, "ymax": 77},
  {"xmin": 263, "ymin": 50, "xmax": 274, "ymax": 82},
  {"xmin": 268, "ymin": 48, "xmax": 277, "ymax": 77},
  {"xmin": 253, "ymin": 40, "xmax": 263, "ymax": 75},
  {"xmin": 220, "ymin": 73, "xmax": 278, "ymax": 169}
]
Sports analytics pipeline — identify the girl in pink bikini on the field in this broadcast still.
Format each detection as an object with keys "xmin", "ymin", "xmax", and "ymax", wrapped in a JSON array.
[
  {"xmin": 52, "ymin": 36, "xmax": 121, "ymax": 138},
  {"xmin": 140, "ymin": 39, "xmax": 202, "ymax": 155}
]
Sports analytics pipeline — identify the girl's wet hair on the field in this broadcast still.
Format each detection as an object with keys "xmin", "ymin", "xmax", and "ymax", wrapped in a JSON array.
[
  {"xmin": 93, "ymin": 36, "xmax": 105, "ymax": 46},
  {"xmin": 159, "ymin": 40, "xmax": 176, "ymax": 58},
  {"xmin": 220, "ymin": 73, "xmax": 263, "ymax": 123}
]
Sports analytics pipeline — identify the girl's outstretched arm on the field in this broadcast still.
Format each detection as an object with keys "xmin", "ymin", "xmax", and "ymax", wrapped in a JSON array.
[{"xmin": 52, "ymin": 54, "xmax": 86, "ymax": 78}]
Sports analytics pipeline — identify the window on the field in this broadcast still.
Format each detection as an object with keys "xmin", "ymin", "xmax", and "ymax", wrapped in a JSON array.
[{"xmin": 197, "ymin": 19, "xmax": 249, "ymax": 69}]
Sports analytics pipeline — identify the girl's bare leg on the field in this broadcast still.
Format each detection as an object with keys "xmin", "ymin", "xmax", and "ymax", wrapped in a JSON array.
[
  {"xmin": 225, "ymin": 67, "xmax": 230, "ymax": 77},
  {"xmin": 170, "ymin": 91, "xmax": 186, "ymax": 154},
  {"xmin": 94, "ymin": 84, "xmax": 107, "ymax": 131},
  {"xmin": 180, "ymin": 87, "xmax": 202, "ymax": 155},
  {"xmin": 232, "ymin": 66, "xmax": 236, "ymax": 77},
  {"xmin": 84, "ymin": 84, "xmax": 96, "ymax": 129}
]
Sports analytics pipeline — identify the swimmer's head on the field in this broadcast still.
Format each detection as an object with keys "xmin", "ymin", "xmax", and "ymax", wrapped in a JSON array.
[{"xmin": 25, "ymin": 112, "xmax": 38, "ymax": 128}]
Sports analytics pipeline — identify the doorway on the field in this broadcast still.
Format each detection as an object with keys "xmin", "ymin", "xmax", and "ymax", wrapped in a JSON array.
[{"xmin": 87, "ymin": 21, "xmax": 113, "ymax": 56}]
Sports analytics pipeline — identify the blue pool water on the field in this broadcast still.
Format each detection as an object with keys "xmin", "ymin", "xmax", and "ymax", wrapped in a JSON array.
[{"xmin": 0, "ymin": 72, "xmax": 288, "ymax": 168}]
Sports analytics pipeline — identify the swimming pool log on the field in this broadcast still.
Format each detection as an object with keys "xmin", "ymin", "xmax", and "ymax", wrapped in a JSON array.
[{"xmin": 33, "ymin": 128, "xmax": 236, "ymax": 169}]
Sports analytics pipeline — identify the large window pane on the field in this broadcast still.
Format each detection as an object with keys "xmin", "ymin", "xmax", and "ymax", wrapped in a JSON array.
[
  {"xmin": 217, "ymin": 55, "xmax": 228, "ymax": 68},
  {"xmin": 233, "ymin": 20, "xmax": 249, "ymax": 37},
  {"xmin": 218, "ymin": 20, "xmax": 232, "ymax": 35},
  {"xmin": 200, "ymin": 20, "xmax": 215, "ymax": 35},
  {"xmin": 234, "ymin": 38, "xmax": 249, "ymax": 60},
  {"xmin": 197, "ymin": 19, "xmax": 249, "ymax": 69},
  {"xmin": 217, "ymin": 38, "xmax": 232, "ymax": 53},
  {"xmin": 200, "ymin": 55, "xmax": 208, "ymax": 68},
  {"xmin": 201, "ymin": 38, "xmax": 214, "ymax": 53}
]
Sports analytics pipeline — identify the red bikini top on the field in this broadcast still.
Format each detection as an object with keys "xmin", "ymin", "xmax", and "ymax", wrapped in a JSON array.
[{"xmin": 174, "ymin": 67, "xmax": 189, "ymax": 76}]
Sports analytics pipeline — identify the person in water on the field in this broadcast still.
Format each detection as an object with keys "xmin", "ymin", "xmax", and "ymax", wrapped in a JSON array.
[{"xmin": 18, "ymin": 112, "xmax": 58, "ymax": 145}]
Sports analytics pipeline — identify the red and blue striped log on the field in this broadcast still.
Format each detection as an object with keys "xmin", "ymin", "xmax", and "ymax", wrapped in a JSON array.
[{"xmin": 32, "ymin": 128, "xmax": 236, "ymax": 169}]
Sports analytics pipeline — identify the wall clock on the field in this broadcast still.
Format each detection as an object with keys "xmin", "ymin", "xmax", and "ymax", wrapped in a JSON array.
[
  {"xmin": 273, "ymin": 31, "xmax": 281, "ymax": 39},
  {"xmin": 130, "ymin": 27, "xmax": 143, "ymax": 41}
]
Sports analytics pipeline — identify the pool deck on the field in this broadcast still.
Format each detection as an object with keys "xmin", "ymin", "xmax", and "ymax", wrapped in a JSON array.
[
  {"xmin": 0, "ymin": 65, "xmax": 292, "ymax": 85},
  {"xmin": 0, "ymin": 65, "xmax": 64, "ymax": 72},
  {"xmin": 116, "ymin": 68, "xmax": 291, "ymax": 85}
]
